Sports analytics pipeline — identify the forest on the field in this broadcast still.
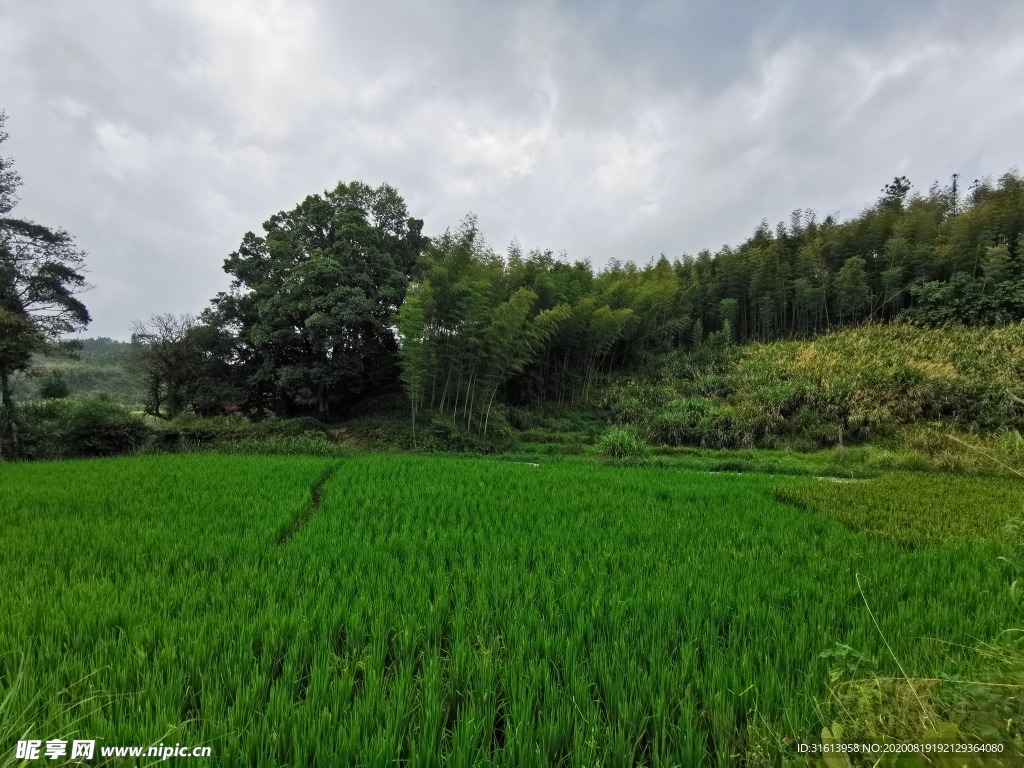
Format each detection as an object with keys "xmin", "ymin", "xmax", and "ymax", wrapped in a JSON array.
[
  {"xmin": 81, "ymin": 167, "xmax": 1020, "ymax": 465},
  {"xmin": 3, "ymin": 98, "xmax": 1024, "ymax": 459},
  {"xmin": 113, "ymin": 169, "xmax": 1024, "ymax": 430}
]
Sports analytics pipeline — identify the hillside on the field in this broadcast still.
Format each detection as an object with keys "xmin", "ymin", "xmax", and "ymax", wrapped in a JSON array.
[
  {"xmin": 607, "ymin": 320, "xmax": 1024, "ymax": 452},
  {"xmin": 17, "ymin": 338, "xmax": 145, "ymax": 408}
]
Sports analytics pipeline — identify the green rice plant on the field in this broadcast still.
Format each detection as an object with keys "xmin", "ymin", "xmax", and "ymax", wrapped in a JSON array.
[
  {"xmin": 776, "ymin": 472, "xmax": 1024, "ymax": 546},
  {"xmin": 195, "ymin": 433, "xmax": 353, "ymax": 457},
  {"xmin": 1, "ymin": 455, "xmax": 1022, "ymax": 764}
]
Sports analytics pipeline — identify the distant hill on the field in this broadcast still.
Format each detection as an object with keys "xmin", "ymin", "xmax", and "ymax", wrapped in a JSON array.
[{"xmin": 16, "ymin": 338, "xmax": 146, "ymax": 408}]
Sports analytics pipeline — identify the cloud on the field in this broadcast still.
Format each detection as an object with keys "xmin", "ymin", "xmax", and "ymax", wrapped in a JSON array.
[{"xmin": 0, "ymin": 0, "xmax": 1021, "ymax": 337}]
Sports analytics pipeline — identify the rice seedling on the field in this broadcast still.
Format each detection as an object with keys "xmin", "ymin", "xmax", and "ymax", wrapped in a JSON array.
[
  {"xmin": 0, "ymin": 454, "xmax": 1020, "ymax": 765},
  {"xmin": 776, "ymin": 472, "xmax": 1024, "ymax": 545}
]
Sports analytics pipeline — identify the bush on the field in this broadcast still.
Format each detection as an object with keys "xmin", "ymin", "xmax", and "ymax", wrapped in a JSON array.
[
  {"xmin": 66, "ymin": 400, "xmax": 152, "ymax": 457},
  {"xmin": 427, "ymin": 413, "xmax": 519, "ymax": 454},
  {"xmin": 648, "ymin": 398, "xmax": 747, "ymax": 448},
  {"xmin": 598, "ymin": 425, "xmax": 651, "ymax": 460},
  {"xmin": 38, "ymin": 371, "xmax": 70, "ymax": 400},
  {"xmin": 14, "ymin": 397, "xmax": 152, "ymax": 459},
  {"xmin": 282, "ymin": 416, "xmax": 328, "ymax": 435},
  {"xmin": 166, "ymin": 413, "xmax": 329, "ymax": 443},
  {"xmin": 907, "ymin": 274, "xmax": 1024, "ymax": 326}
]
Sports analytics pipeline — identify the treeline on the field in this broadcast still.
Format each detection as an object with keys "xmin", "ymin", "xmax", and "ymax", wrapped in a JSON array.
[
  {"xmin": 6, "ymin": 95, "xmax": 1024, "ymax": 437},
  {"xmin": 125, "ymin": 169, "xmax": 1024, "ymax": 423},
  {"xmin": 393, "ymin": 171, "xmax": 1024, "ymax": 431}
]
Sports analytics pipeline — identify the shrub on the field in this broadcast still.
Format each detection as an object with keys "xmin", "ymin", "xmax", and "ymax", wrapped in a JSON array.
[
  {"xmin": 648, "ymin": 398, "xmax": 744, "ymax": 448},
  {"xmin": 38, "ymin": 371, "xmax": 70, "ymax": 400},
  {"xmin": 605, "ymin": 321, "xmax": 1024, "ymax": 449},
  {"xmin": 65, "ymin": 399, "xmax": 152, "ymax": 457},
  {"xmin": 598, "ymin": 425, "xmax": 651, "ymax": 460},
  {"xmin": 282, "ymin": 416, "xmax": 328, "ymax": 435},
  {"xmin": 15, "ymin": 397, "xmax": 152, "ymax": 459},
  {"xmin": 427, "ymin": 413, "xmax": 518, "ymax": 454},
  {"xmin": 167, "ymin": 413, "xmax": 329, "ymax": 443}
]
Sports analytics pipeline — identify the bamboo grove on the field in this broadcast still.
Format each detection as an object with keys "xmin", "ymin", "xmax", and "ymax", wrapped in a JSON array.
[{"xmin": 393, "ymin": 172, "xmax": 1024, "ymax": 430}]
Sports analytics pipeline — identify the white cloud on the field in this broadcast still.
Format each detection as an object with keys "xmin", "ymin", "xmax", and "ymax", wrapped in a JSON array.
[{"xmin": 0, "ymin": 0, "xmax": 1021, "ymax": 336}]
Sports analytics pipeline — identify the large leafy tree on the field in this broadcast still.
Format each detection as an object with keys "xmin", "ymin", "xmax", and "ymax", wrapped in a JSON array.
[
  {"xmin": 0, "ymin": 111, "xmax": 90, "ymax": 447},
  {"xmin": 130, "ymin": 312, "xmax": 241, "ymax": 418},
  {"xmin": 210, "ymin": 181, "xmax": 426, "ymax": 416}
]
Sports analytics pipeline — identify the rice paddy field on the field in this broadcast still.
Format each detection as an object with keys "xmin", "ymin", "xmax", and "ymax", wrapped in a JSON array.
[{"xmin": 1, "ymin": 453, "xmax": 1023, "ymax": 766}]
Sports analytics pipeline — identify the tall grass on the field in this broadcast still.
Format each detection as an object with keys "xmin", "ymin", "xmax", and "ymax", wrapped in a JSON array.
[{"xmin": 608, "ymin": 321, "xmax": 1024, "ymax": 449}]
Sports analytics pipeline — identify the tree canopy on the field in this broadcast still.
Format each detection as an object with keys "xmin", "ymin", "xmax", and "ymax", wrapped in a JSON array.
[
  {"xmin": 207, "ymin": 181, "xmax": 427, "ymax": 416},
  {"xmin": 392, "ymin": 171, "xmax": 1024, "ymax": 419},
  {"xmin": 137, "ymin": 166, "xmax": 1024, "ymax": 424},
  {"xmin": 0, "ymin": 111, "xmax": 90, "ymax": 449}
]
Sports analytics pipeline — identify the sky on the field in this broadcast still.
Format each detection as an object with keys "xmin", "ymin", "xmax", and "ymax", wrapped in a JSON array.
[{"xmin": 1, "ymin": 0, "xmax": 1022, "ymax": 339}]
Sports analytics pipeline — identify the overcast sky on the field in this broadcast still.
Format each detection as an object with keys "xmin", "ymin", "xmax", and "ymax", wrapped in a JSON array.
[{"xmin": 1, "ymin": 0, "xmax": 1022, "ymax": 338}]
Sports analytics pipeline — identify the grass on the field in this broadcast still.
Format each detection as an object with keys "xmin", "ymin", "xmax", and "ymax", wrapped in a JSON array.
[
  {"xmin": 1, "ymin": 454, "xmax": 1022, "ymax": 765},
  {"xmin": 607, "ymin": 321, "xmax": 1024, "ymax": 449}
]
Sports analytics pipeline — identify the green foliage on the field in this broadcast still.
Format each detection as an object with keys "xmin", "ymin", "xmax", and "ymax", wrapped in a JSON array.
[
  {"xmin": 396, "ymin": 218, "xmax": 573, "ymax": 434},
  {"xmin": 506, "ymin": 402, "xmax": 607, "ymax": 444},
  {"xmin": 36, "ymin": 370, "xmax": 69, "ymax": 399},
  {"xmin": 907, "ymin": 273, "xmax": 1024, "ymax": 326},
  {"xmin": 182, "ymin": 433, "xmax": 351, "ymax": 458},
  {"xmin": 1, "ymin": 455, "xmax": 1021, "ymax": 762},
  {"xmin": 608, "ymin": 321, "xmax": 1024, "ymax": 449},
  {"xmin": 14, "ymin": 397, "xmax": 151, "ymax": 459},
  {"xmin": 833, "ymin": 256, "xmax": 870, "ymax": 322},
  {"xmin": 183, "ymin": 167, "xmax": 1024, "ymax": 432},
  {"xmin": 597, "ymin": 424, "xmax": 651, "ymax": 459},
  {"xmin": 182, "ymin": 411, "xmax": 323, "ymax": 435},
  {"xmin": 209, "ymin": 181, "xmax": 427, "ymax": 416},
  {"xmin": 395, "ymin": 281, "xmax": 434, "ymax": 445},
  {"xmin": 128, "ymin": 313, "xmax": 241, "ymax": 417},
  {"xmin": 691, "ymin": 316, "xmax": 704, "ymax": 347},
  {"xmin": 425, "ymin": 412, "xmax": 519, "ymax": 453}
]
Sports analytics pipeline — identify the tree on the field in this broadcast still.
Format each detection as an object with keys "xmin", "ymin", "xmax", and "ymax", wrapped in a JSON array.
[
  {"xmin": 395, "ymin": 282, "xmax": 434, "ymax": 446},
  {"xmin": 0, "ymin": 111, "xmax": 90, "ymax": 449},
  {"xmin": 982, "ymin": 244, "xmax": 1012, "ymax": 284},
  {"xmin": 479, "ymin": 288, "xmax": 569, "ymax": 432},
  {"xmin": 719, "ymin": 298, "xmax": 738, "ymax": 338},
  {"xmin": 38, "ymin": 370, "xmax": 70, "ymax": 399},
  {"xmin": 130, "ymin": 313, "xmax": 199, "ymax": 418},
  {"xmin": 210, "ymin": 181, "xmax": 427, "ymax": 416},
  {"xmin": 130, "ymin": 313, "xmax": 244, "ymax": 418},
  {"xmin": 691, "ymin": 316, "xmax": 704, "ymax": 348},
  {"xmin": 833, "ymin": 257, "xmax": 870, "ymax": 324},
  {"xmin": 880, "ymin": 176, "xmax": 912, "ymax": 208}
]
